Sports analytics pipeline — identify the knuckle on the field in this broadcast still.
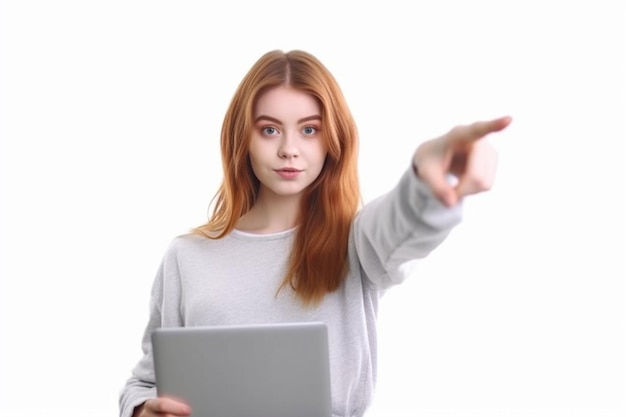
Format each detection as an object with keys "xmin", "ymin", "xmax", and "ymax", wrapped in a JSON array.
[
  {"xmin": 475, "ymin": 176, "xmax": 493, "ymax": 191},
  {"xmin": 448, "ymin": 125, "xmax": 466, "ymax": 136}
]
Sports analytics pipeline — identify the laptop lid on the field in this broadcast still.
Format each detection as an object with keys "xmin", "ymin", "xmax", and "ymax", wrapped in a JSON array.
[{"xmin": 151, "ymin": 321, "xmax": 332, "ymax": 417}]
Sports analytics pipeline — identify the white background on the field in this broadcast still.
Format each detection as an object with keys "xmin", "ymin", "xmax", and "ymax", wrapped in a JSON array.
[{"xmin": 0, "ymin": 1, "xmax": 624, "ymax": 416}]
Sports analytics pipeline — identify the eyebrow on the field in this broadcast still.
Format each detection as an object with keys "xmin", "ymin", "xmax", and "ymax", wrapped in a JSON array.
[{"xmin": 254, "ymin": 115, "xmax": 321, "ymax": 125}]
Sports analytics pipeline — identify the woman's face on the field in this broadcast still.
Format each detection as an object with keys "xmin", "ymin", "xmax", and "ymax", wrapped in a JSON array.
[{"xmin": 249, "ymin": 86, "xmax": 327, "ymax": 201}]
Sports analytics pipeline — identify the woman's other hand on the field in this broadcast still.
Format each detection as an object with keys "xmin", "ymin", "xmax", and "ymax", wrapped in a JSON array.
[{"xmin": 132, "ymin": 397, "xmax": 192, "ymax": 417}]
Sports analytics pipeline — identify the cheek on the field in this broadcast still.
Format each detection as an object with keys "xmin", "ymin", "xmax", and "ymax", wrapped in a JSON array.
[
  {"xmin": 248, "ymin": 153, "xmax": 264, "ymax": 175},
  {"xmin": 248, "ymin": 140, "xmax": 269, "ymax": 162},
  {"xmin": 246, "ymin": 147, "xmax": 263, "ymax": 177},
  {"xmin": 316, "ymin": 145, "xmax": 328, "ymax": 166},
  {"xmin": 307, "ymin": 139, "xmax": 327, "ymax": 162},
  {"xmin": 311, "ymin": 151, "xmax": 328, "ymax": 178}
]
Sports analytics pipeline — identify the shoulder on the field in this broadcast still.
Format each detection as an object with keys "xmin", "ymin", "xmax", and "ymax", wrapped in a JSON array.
[
  {"xmin": 160, "ymin": 232, "xmax": 216, "ymax": 261},
  {"xmin": 167, "ymin": 232, "xmax": 206, "ymax": 250},
  {"xmin": 163, "ymin": 230, "xmax": 258, "ymax": 257}
]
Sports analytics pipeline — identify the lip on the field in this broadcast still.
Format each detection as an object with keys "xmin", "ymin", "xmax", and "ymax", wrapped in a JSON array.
[{"xmin": 274, "ymin": 168, "xmax": 302, "ymax": 179}]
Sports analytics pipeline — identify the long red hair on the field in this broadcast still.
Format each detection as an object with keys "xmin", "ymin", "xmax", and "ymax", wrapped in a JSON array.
[{"xmin": 194, "ymin": 50, "xmax": 360, "ymax": 305}]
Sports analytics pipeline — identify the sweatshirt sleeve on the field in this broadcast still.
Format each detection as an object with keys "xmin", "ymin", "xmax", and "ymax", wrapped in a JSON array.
[
  {"xmin": 352, "ymin": 164, "xmax": 463, "ymax": 289},
  {"xmin": 118, "ymin": 241, "xmax": 185, "ymax": 417}
]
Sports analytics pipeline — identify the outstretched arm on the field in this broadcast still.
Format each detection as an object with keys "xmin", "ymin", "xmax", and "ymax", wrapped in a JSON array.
[
  {"xmin": 353, "ymin": 116, "xmax": 512, "ymax": 288},
  {"xmin": 413, "ymin": 116, "xmax": 512, "ymax": 207}
]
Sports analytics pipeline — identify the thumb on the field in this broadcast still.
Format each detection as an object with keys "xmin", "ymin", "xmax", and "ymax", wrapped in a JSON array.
[
  {"xmin": 417, "ymin": 164, "xmax": 458, "ymax": 207},
  {"xmin": 455, "ymin": 176, "xmax": 480, "ymax": 199}
]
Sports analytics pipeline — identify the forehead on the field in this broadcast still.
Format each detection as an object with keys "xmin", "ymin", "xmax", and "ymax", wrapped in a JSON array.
[{"xmin": 254, "ymin": 86, "xmax": 320, "ymax": 120}]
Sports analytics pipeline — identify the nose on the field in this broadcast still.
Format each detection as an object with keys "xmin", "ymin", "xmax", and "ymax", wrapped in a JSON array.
[{"xmin": 278, "ymin": 133, "xmax": 298, "ymax": 159}]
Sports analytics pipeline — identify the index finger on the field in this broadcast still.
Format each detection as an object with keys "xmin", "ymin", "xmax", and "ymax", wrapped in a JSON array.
[{"xmin": 454, "ymin": 116, "xmax": 513, "ymax": 143}]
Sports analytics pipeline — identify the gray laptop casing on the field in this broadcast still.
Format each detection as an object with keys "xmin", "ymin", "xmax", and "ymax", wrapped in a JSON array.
[{"xmin": 151, "ymin": 322, "xmax": 332, "ymax": 417}]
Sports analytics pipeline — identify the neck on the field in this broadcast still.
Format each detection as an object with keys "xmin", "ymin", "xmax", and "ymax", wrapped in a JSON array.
[{"xmin": 236, "ymin": 191, "xmax": 302, "ymax": 234}]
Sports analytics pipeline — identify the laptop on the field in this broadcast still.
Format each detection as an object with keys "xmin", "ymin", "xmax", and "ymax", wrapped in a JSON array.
[{"xmin": 151, "ymin": 321, "xmax": 332, "ymax": 417}]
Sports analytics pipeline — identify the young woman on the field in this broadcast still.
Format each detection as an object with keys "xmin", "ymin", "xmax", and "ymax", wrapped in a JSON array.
[{"xmin": 119, "ymin": 49, "xmax": 511, "ymax": 417}]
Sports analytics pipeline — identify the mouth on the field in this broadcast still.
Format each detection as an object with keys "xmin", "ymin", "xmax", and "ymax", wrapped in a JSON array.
[{"xmin": 274, "ymin": 168, "xmax": 302, "ymax": 179}]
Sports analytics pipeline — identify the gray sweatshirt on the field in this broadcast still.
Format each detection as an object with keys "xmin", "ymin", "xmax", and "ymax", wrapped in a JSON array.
[{"xmin": 119, "ymin": 166, "xmax": 462, "ymax": 417}]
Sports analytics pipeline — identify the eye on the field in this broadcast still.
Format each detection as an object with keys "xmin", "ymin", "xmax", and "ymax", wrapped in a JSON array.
[
  {"xmin": 302, "ymin": 126, "xmax": 318, "ymax": 136},
  {"xmin": 261, "ymin": 126, "xmax": 279, "ymax": 136}
]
